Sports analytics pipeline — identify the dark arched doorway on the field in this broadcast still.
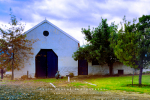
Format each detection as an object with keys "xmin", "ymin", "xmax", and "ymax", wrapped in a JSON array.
[
  {"xmin": 78, "ymin": 60, "xmax": 88, "ymax": 75},
  {"xmin": 35, "ymin": 49, "xmax": 58, "ymax": 78}
]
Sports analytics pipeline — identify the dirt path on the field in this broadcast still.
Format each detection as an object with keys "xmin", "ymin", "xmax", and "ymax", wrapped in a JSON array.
[{"xmin": 0, "ymin": 80, "xmax": 150, "ymax": 100}]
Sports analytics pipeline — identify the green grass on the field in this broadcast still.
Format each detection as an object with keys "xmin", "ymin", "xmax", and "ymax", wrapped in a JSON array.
[
  {"xmin": 67, "ymin": 82, "xmax": 92, "ymax": 88},
  {"xmin": 84, "ymin": 75, "xmax": 150, "ymax": 94},
  {"xmin": 29, "ymin": 75, "xmax": 150, "ymax": 94},
  {"xmin": 3, "ymin": 75, "xmax": 150, "ymax": 94},
  {"xmin": 24, "ymin": 75, "xmax": 150, "ymax": 94}
]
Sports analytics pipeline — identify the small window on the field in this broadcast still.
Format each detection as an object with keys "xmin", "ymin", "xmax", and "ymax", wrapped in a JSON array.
[
  {"xmin": 118, "ymin": 70, "xmax": 124, "ymax": 75},
  {"xmin": 43, "ymin": 31, "xmax": 49, "ymax": 36},
  {"xmin": 92, "ymin": 59, "xmax": 99, "ymax": 65}
]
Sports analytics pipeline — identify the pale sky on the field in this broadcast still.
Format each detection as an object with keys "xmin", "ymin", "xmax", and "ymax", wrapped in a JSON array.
[{"xmin": 0, "ymin": 0, "xmax": 150, "ymax": 45}]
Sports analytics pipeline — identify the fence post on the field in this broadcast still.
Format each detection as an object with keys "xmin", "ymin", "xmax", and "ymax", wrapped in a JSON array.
[
  {"xmin": 132, "ymin": 70, "xmax": 135, "ymax": 86},
  {"xmin": 27, "ymin": 70, "xmax": 29, "ymax": 79},
  {"xmin": 1, "ymin": 69, "xmax": 4, "ymax": 79}
]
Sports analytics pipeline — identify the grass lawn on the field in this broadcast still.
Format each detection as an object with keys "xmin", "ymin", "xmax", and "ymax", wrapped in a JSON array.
[
  {"xmin": 3, "ymin": 74, "xmax": 150, "ymax": 94},
  {"xmin": 24, "ymin": 74, "xmax": 150, "ymax": 94},
  {"xmin": 83, "ymin": 74, "xmax": 150, "ymax": 94}
]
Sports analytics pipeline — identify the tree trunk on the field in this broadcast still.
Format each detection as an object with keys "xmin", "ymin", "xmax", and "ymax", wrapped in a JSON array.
[
  {"xmin": 139, "ymin": 66, "xmax": 143, "ymax": 86},
  {"xmin": 132, "ymin": 72, "xmax": 134, "ymax": 86},
  {"xmin": 1, "ymin": 68, "xmax": 3, "ymax": 79},
  {"xmin": 11, "ymin": 59, "xmax": 14, "ymax": 80},
  {"xmin": 11, "ymin": 45, "xmax": 14, "ymax": 80},
  {"xmin": 109, "ymin": 63, "xmax": 113, "ymax": 75}
]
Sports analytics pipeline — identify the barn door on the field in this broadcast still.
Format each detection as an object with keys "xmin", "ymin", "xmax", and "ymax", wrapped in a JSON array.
[
  {"xmin": 35, "ymin": 50, "xmax": 47, "ymax": 78},
  {"xmin": 35, "ymin": 49, "xmax": 58, "ymax": 78},
  {"xmin": 47, "ymin": 50, "xmax": 58, "ymax": 78},
  {"xmin": 78, "ymin": 60, "xmax": 88, "ymax": 75}
]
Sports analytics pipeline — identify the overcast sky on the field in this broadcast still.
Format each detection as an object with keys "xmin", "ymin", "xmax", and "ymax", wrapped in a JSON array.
[{"xmin": 0, "ymin": 0, "xmax": 150, "ymax": 45}]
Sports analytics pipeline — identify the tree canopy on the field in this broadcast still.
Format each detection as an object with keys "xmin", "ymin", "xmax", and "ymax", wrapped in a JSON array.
[
  {"xmin": 0, "ymin": 9, "xmax": 37, "ymax": 80},
  {"xmin": 109, "ymin": 16, "xmax": 150, "ymax": 85},
  {"xmin": 72, "ymin": 18, "xmax": 118, "ymax": 75}
]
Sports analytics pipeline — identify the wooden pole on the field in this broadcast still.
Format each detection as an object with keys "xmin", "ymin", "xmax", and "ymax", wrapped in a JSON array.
[
  {"xmin": 11, "ymin": 45, "xmax": 14, "ymax": 80},
  {"xmin": 1, "ymin": 68, "xmax": 3, "ymax": 79},
  {"xmin": 132, "ymin": 70, "xmax": 135, "ymax": 86},
  {"xmin": 27, "ymin": 70, "xmax": 28, "ymax": 79}
]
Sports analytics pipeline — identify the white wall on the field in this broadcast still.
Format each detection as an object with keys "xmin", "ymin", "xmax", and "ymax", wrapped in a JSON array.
[
  {"xmin": 14, "ymin": 21, "xmax": 79, "ymax": 78},
  {"xmin": 88, "ymin": 62, "xmax": 139, "ymax": 75},
  {"xmin": 113, "ymin": 62, "xmax": 136, "ymax": 74},
  {"xmin": 88, "ymin": 62, "xmax": 109, "ymax": 75}
]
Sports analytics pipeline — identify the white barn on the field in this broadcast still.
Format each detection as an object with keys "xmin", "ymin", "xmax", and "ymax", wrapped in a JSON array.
[
  {"xmin": 14, "ymin": 19, "xmax": 79, "ymax": 78},
  {"xmin": 12, "ymin": 19, "xmax": 148, "ymax": 78}
]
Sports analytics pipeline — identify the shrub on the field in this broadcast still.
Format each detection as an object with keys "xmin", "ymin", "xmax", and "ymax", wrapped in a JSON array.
[
  {"xmin": 143, "ymin": 72, "xmax": 146, "ymax": 74},
  {"xmin": 21, "ymin": 75, "xmax": 28, "ymax": 80},
  {"xmin": 4, "ymin": 74, "xmax": 12, "ymax": 78},
  {"xmin": 69, "ymin": 73, "xmax": 74, "ymax": 78},
  {"xmin": 146, "ymin": 71, "xmax": 150, "ymax": 74}
]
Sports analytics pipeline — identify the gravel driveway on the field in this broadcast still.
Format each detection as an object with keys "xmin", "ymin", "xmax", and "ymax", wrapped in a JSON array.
[{"xmin": 0, "ymin": 80, "xmax": 150, "ymax": 100}]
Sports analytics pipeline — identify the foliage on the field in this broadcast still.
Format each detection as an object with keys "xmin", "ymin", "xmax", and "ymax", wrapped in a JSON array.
[
  {"xmin": 109, "ymin": 15, "xmax": 150, "ymax": 85},
  {"xmin": 72, "ymin": 44, "xmax": 93, "ymax": 61},
  {"xmin": 145, "ymin": 71, "xmax": 150, "ymax": 74},
  {"xmin": 110, "ymin": 20, "xmax": 140, "ymax": 68},
  {"xmin": 136, "ymin": 15, "xmax": 150, "ymax": 33},
  {"xmin": 0, "ymin": 9, "xmax": 37, "ymax": 79},
  {"xmin": 72, "ymin": 18, "xmax": 118, "ymax": 75},
  {"xmin": 21, "ymin": 75, "xmax": 28, "ymax": 80},
  {"xmin": 136, "ymin": 15, "xmax": 150, "ymax": 68}
]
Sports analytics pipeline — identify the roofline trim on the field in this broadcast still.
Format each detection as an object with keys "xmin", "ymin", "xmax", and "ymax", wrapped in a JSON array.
[{"xmin": 24, "ymin": 19, "xmax": 80, "ymax": 43}]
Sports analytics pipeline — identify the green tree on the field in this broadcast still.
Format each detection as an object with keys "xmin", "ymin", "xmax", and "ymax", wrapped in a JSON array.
[
  {"xmin": 0, "ymin": 9, "xmax": 37, "ymax": 80},
  {"xmin": 136, "ymin": 15, "xmax": 150, "ymax": 33},
  {"xmin": 109, "ymin": 16, "xmax": 150, "ymax": 85},
  {"xmin": 137, "ymin": 15, "xmax": 150, "ymax": 85},
  {"xmin": 72, "ymin": 18, "xmax": 118, "ymax": 75}
]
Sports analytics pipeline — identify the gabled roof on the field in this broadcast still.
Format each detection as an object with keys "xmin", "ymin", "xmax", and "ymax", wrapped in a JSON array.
[{"xmin": 24, "ymin": 19, "xmax": 79, "ymax": 43}]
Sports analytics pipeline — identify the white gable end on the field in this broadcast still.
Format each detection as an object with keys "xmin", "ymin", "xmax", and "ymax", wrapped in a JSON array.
[
  {"xmin": 25, "ymin": 20, "xmax": 79, "ymax": 43},
  {"xmin": 13, "ymin": 20, "xmax": 79, "ymax": 78}
]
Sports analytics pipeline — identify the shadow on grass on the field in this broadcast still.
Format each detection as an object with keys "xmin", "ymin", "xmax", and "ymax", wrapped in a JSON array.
[{"xmin": 124, "ymin": 84, "xmax": 150, "ymax": 88}]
